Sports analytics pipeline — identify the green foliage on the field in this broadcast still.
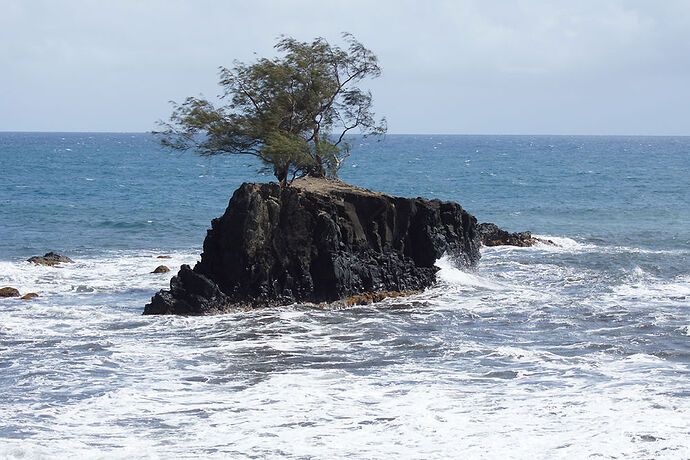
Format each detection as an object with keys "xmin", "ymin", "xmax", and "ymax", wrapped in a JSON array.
[{"xmin": 156, "ymin": 33, "xmax": 386, "ymax": 185}]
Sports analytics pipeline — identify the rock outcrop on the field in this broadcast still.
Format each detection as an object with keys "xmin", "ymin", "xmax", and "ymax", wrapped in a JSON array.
[
  {"xmin": 151, "ymin": 265, "xmax": 170, "ymax": 274},
  {"xmin": 27, "ymin": 252, "xmax": 74, "ymax": 266},
  {"xmin": 145, "ymin": 178, "xmax": 480, "ymax": 315},
  {"xmin": 477, "ymin": 223, "xmax": 554, "ymax": 247},
  {"xmin": 0, "ymin": 287, "xmax": 20, "ymax": 298}
]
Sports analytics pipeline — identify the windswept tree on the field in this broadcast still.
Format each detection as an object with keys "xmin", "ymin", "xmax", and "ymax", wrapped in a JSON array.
[{"xmin": 156, "ymin": 33, "xmax": 386, "ymax": 185}]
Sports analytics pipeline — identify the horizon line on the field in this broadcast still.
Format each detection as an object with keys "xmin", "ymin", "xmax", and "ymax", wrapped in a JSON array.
[{"xmin": 1, "ymin": 130, "xmax": 689, "ymax": 137}]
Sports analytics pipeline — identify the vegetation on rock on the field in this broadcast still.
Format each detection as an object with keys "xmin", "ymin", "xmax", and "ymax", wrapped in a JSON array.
[{"xmin": 156, "ymin": 33, "xmax": 386, "ymax": 185}]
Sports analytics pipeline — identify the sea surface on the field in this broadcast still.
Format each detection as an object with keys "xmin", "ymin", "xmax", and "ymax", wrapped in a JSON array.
[{"xmin": 1, "ymin": 133, "xmax": 689, "ymax": 458}]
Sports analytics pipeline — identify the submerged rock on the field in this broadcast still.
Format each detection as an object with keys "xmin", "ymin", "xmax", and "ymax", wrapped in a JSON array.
[
  {"xmin": 20, "ymin": 292, "xmax": 39, "ymax": 300},
  {"xmin": 27, "ymin": 252, "xmax": 74, "ymax": 266},
  {"xmin": 0, "ymin": 287, "xmax": 20, "ymax": 298},
  {"xmin": 145, "ymin": 177, "xmax": 480, "ymax": 315},
  {"xmin": 477, "ymin": 223, "xmax": 554, "ymax": 247},
  {"xmin": 152, "ymin": 265, "xmax": 171, "ymax": 274}
]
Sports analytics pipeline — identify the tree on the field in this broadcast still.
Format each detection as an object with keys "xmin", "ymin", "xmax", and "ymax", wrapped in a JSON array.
[{"xmin": 156, "ymin": 33, "xmax": 386, "ymax": 185}]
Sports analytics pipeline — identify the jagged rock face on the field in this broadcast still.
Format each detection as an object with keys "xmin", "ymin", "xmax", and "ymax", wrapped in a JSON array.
[{"xmin": 145, "ymin": 179, "xmax": 480, "ymax": 315}]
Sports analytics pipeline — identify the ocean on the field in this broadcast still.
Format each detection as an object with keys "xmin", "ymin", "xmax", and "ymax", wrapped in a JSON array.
[{"xmin": 1, "ymin": 133, "xmax": 688, "ymax": 458}]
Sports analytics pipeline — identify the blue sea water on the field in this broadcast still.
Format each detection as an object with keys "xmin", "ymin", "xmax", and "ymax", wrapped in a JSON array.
[
  {"xmin": 1, "ymin": 133, "xmax": 689, "ymax": 458},
  {"xmin": 2, "ymin": 133, "xmax": 688, "ymax": 257}
]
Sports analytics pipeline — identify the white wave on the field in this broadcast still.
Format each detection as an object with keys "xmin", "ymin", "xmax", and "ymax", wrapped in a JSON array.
[
  {"xmin": 435, "ymin": 255, "xmax": 504, "ymax": 291},
  {"xmin": 622, "ymin": 246, "xmax": 689, "ymax": 255},
  {"xmin": 0, "ymin": 249, "xmax": 200, "ymax": 299},
  {"xmin": 607, "ymin": 271, "xmax": 690, "ymax": 306},
  {"xmin": 532, "ymin": 234, "xmax": 599, "ymax": 251},
  {"xmin": 1, "ymin": 236, "xmax": 689, "ymax": 458},
  {"xmin": 490, "ymin": 345, "xmax": 566, "ymax": 362},
  {"xmin": 478, "ymin": 235, "xmax": 599, "ymax": 256},
  {"xmin": 535, "ymin": 236, "xmax": 689, "ymax": 256},
  {"xmin": 2, "ymin": 352, "xmax": 687, "ymax": 459},
  {"xmin": 484, "ymin": 234, "xmax": 688, "ymax": 262}
]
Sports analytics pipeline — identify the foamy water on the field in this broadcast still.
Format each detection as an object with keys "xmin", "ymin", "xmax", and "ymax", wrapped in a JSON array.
[
  {"xmin": 1, "ymin": 237, "xmax": 688, "ymax": 459},
  {"xmin": 2, "ymin": 133, "xmax": 689, "ymax": 458}
]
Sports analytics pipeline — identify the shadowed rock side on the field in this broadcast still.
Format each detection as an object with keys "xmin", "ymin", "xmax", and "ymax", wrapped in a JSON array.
[
  {"xmin": 477, "ymin": 222, "xmax": 554, "ymax": 247},
  {"xmin": 145, "ymin": 178, "xmax": 480, "ymax": 315}
]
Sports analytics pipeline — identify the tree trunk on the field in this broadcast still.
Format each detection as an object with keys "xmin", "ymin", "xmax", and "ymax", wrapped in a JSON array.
[
  {"xmin": 308, "ymin": 155, "xmax": 326, "ymax": 177},
  {"xmin": 309, "ymin": 125, "xmax": 326, "ymax": 178},
  {"xmin": 275, "ymin": 164, "xmax": 289, "ymax": 186}
]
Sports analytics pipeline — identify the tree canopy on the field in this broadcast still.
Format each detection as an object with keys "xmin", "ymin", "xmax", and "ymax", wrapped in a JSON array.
[{"xmin": 156, "ymin": 33, "xmax": 386, "ymax": 185}]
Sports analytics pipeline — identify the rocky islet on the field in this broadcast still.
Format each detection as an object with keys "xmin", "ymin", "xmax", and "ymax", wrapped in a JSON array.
[
  {"xmin": 145, "ymin": 178, "xmax": 482, "ymax": 315},
  {"xmin": 144, "ymin": 178, "xmax": 547, "ymax": 315}
]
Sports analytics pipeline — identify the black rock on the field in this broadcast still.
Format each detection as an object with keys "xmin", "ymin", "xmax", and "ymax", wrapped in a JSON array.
[
  {"xmin": 477, "ymin": 222, "xmax": 554, "ymax": 247},
  {"xmin": 27, "ymin": 252, "xmax": 74, "ymax": 266},
  {"xmin": 145, "ymin": 178, "xmax": 481, "ymax": 315},
  {"xmin": 145, "ymin": 265, "xmax": 232, "ymax": 315}
]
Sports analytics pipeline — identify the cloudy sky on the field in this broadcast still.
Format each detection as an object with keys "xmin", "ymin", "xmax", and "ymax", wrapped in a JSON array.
[{"xmin": 2, "ymin": 0, "xmax": 689, "ymax": 134}]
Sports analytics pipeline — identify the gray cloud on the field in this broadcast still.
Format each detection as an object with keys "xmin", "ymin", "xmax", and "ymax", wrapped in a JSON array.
[{"xmin": 1, "ymin": 0, "xmax": 689, "ymax": 134}]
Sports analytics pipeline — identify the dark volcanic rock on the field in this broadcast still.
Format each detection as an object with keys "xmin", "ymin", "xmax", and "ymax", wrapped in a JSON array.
[
  {"xmin": 27, "ymin": 252, "xmax": 74, "ymax": 266},
  {"xmin": 145, "ymin": 178, "xmax": 480, "ymax": 315},
  {"xmin": 145, "ymin": 265, "xmax": 232, "ymax": 315},
  {"xmin": 477, "ymin": 222, "xmax": 553, "ymax": 247}
]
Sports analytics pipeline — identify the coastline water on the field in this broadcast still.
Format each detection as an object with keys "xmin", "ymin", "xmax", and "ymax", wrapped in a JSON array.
[{"xmin": 1, "ymin": 133, "xmax": 688, "ymax": 458}]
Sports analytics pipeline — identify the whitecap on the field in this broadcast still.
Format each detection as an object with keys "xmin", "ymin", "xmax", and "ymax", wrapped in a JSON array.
[
  {"xmin": 434, "ymin": 255, "xmax": 505, "ymax": 291},
  {"xmin": 532, "ymin": 235, "xmax": 596, "ymax": 251}
]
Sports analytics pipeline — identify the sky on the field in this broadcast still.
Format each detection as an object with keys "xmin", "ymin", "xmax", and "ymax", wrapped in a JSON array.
[{"xmin": 2, "ymin": 0, "xmax": 689, "ymax": 135}]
